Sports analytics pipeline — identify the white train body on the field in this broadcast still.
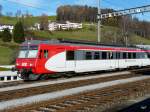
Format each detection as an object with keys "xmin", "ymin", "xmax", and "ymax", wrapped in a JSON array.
[{"xmin": 16, "ymin": 40, "xmax": 150, "ymax": 80}]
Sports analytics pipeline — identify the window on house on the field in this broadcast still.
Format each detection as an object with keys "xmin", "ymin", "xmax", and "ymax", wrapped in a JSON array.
[
  {"xmin": 0, "ymin": 77, "xmax": 4, "ymax": 81},
  {"xmin": 7, "ymin": 76, "xmax": 11, "ymax": 80},
  {"xmin": 13, "ymin": 76, "xmax": 17, "ymax": 80}
]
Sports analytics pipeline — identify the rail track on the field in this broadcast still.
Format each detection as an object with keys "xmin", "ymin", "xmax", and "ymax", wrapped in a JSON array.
[
  {"xmin": 0, "ymin": 67, "xmax": 149, "ymax": 88},
  {"xmin": 0, "ymin": 67, "xmax": 150, "ymax": 111},
  {"xmin": 6, "ymin": 78, "xmax": 150, "ymax": 112},
  {"xmin": 0, "ymin": 73, "xmax": 138, "ymax": 101}
]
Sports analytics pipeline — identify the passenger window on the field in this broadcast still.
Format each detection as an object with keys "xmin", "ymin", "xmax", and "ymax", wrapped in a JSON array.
[
  {"xmin": 137, "ymin": 52, "xmax": 142, "ymax": 59},
  {"xmin": 133, "ymin": 53, "xmax": 136, "ymax": 59},
  {"xmin": 94, "ymin": 52, "xmax": 100, "ymax": 60},
  {"xmin": 66, "ymin": 51, "xmax": 75, "ymax": 60},
  {"xmin": 123, "ymin": 52, "xmax": 127, "ymax": 59},
  {"xmin": 116, "ymin": 52, "xmax": 120, "ymax": 59},
  {"xmin": 128, "ymin": 53, "xmax": 131, "ymax": 59},
  {"xmin": 102, "ymin": 52, "xmax": 107, "ymax": 59},
  {"xmin": 86, "ymin": 52, "xmax": 92, "ymax": 60},
  {"xmin": 44, "ymin": 50, "xmax": 49, "ymax": 58},
  {"xmin": 75, "ymin": 50, "xmax": 84, "ymax": 60},
  {"xmin": 113, "ymin": 52, "xmax": 116, "ymax": 59}
]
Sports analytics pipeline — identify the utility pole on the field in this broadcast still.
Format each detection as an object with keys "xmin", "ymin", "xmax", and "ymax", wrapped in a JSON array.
[{"xmin": 97, "ymin": 0, "xmax": 101, "ymax": 43}]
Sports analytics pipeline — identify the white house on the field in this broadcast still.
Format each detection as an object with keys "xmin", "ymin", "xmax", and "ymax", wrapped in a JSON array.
[
  {"xmin": 48, "ymin": 22, "xmax": 58, "ymax": 31},
  {"xmin": 33, "ymin": 21, "xmax": 83, "ymax": 31},
  {"xmin": 34, "ymin": 23, "xmax": 40, "ymax": 30},
  {"xmin": 0, "ymin": 24, "xmax": 14, "ymax": 33},
  {"xmin": 56, "ymin": 21, "xmax": 82, "ymax": 30},
  {"xmin": 66, "ymin": 21, "xmax": 82, "ymax": 29}
]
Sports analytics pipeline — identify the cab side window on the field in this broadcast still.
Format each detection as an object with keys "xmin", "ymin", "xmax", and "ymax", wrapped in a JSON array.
[
  {"xmin": 44, "ymin": 50, "xmax": 49, "ymax": 58},
  {"xmin": 39, "ymin": 50, "xmax": 42, "ymax": 59}
]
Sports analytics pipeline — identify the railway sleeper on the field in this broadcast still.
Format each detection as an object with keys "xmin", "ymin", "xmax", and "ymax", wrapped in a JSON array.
[
  {"xmin": 49, "ymin": 105, "xmax": 64, "ymax": 110},
  {"xmin": 30, "ymin": 110, "xmax": 43, "ymax": 112},
  {"xmin": 38, "ymin": 107, "xmax": 57, "ymax": 112},
  {"xmin": 64, "ymin": 100, "xmax": 82, "ymax": 105},
  {"xmin": 76, "ymin": 99, "xmax": 89, "ymax": 103},
  {"xmin": 44, "ymin": 105, "xmax": 60, "ymax": 110},
  {"xmin": 57, "ymin": 103, "xmax": 72, "ymax": 107}
]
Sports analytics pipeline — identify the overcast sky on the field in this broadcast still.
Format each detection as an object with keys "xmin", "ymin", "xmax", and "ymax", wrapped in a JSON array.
[{"xmin": 0, "ymin": 0, "xmax": 150, "ymax": 21}]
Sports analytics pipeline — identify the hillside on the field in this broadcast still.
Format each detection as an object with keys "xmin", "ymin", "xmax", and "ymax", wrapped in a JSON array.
[
  {"xmin": 0, "ymin": 41, "xmax": 19, "ymax": 65},
  {"xmin": 29, "ymin": 25, "xmax": 150, "ymax": 45},
  {"xmin": 1, "ymin": 16, "xmax": 150, "ymax": 65},
  {"xmin": 0, "ymin": 16, "xmax": 56, "ymax": 25}
]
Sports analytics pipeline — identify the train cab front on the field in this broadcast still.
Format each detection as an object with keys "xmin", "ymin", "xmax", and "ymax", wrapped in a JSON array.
[{"xmin": 15, "ymin": 44, "xmax": 39, "ymax": 80}]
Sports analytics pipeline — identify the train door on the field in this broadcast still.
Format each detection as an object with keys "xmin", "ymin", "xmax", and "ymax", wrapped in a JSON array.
[
  {"xmin": 116, "ymin": 52, "xmax": 121, "ymax": 69},
  {"xmin": 108, "ymin": 52, "xmax": 117, "ymax": 69},
  {"xmin": 65, "ymin": 50, "xmax": 76, "ymax": 71},
  {"xmin": 112, "ymin": 52, "xmax": 118, "ymax": 69},
  {"xmin": 37, "ymin": 49, "xmax": 49, "ymax": 73}
]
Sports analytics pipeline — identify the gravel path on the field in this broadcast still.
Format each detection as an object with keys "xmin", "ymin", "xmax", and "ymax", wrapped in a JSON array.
[{"xmin": 0, "ymin": 71, "xmax": 130, "ymax": 92}]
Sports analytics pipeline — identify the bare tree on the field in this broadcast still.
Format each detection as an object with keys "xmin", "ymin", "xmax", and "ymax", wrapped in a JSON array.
[
  {"xmin": 15, "ymin": 10, "xmax": 22, "ymax": 18},
  {"xmin": 119, "ymin": 16, "xmax": 132, "ymax": 45},
  {"xmin": 22, "ymin": 11, "xmax": 34, "ymax": 30},
  {"xmin": 40, "ymin": 14, "xmax": 49, "ymax": 30}
]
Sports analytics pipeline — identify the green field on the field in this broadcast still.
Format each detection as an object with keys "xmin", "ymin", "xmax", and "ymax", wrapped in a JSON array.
[
  {"xmin": 0, "ymin": 46, "xmax": 13, "ymax": 65},
  {"xmin": 0, "ymin": 41, "xmax": 19, "ymax": 65},
  {"xmin": 0, "ymin": 16, "xmax": 56, "ymax": 25}
]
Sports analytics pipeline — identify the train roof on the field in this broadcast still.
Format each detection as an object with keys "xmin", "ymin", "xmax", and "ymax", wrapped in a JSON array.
[{"xmin": 22, "ymin": 39, "xmax": 140, "ymax": 50}]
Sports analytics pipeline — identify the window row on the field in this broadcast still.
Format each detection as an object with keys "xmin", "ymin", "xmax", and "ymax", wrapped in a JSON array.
[{"xmin": 66, "ymin": 50, "xmax": 148, "ymax": 60}]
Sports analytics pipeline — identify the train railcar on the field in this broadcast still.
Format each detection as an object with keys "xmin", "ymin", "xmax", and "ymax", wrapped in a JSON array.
[{"xmin": 15, "ymin": 39, "xmax": 150, "ymax": 80}]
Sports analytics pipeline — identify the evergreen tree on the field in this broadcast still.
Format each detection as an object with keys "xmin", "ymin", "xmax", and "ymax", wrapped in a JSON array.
[
  {"xmin": 2, "ymin": 28, "xmax": 12, "ymax": 42},
  {"xmin": 13, "ymin": 21, "xmax": 25, "ymax": 43}
]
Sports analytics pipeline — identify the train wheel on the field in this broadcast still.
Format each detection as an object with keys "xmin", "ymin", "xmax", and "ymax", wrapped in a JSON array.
[{"xmin": 28, "ymin": 74, "xmax": 41, "ymax": 81}]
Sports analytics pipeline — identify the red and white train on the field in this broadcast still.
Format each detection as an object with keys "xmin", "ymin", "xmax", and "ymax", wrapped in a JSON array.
[{"xmin": 15, "ymin": 39, "xmax": 150, "ymax": 80}]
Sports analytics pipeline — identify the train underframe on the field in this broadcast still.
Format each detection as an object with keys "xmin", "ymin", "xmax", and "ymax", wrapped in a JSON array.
[{"xmin": 17, "ymin": 69, "xmax": 41, "ymax": 81}]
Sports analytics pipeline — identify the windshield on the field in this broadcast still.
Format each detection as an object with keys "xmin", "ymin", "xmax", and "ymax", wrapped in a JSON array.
[
  {"xmin": 18, "ymin": 50, "xmax": 27, "ymax": 58},
  {"xmin": 18, "ymin": 46, "xmax": 38, "ymax": 58},
  {"xmin": 28, "ymin": 50, "xmax": 38, "ymax": 58}
]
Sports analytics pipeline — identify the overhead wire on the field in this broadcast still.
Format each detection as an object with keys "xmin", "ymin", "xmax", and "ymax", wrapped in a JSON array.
[{"xmin": 3, "ymin": 0, "xmax": 49, "ymax": 14}]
